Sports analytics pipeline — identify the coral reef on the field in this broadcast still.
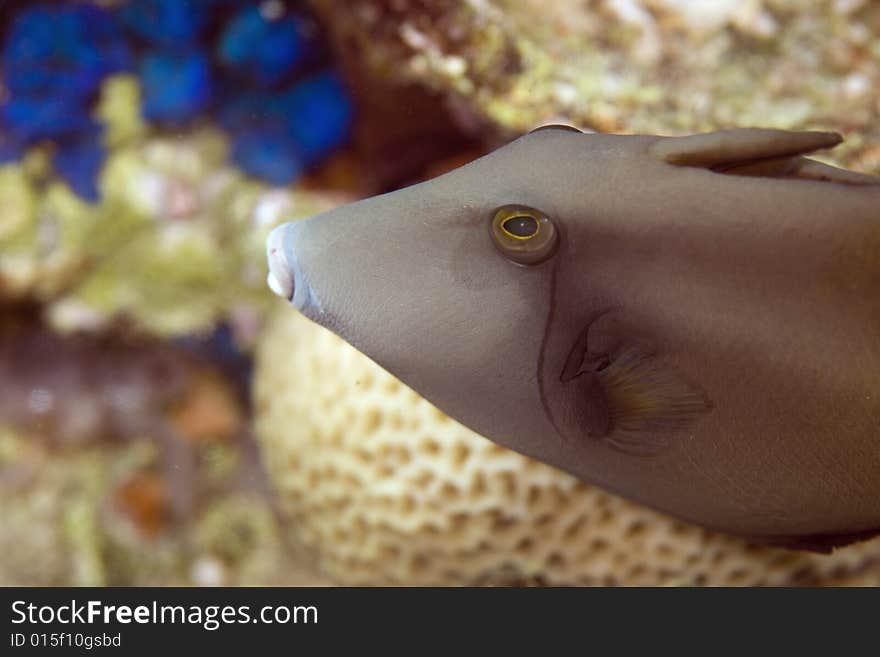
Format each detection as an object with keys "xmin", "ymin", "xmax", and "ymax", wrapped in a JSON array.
[
  {"xmin": 0, "ymin": 118, "xmax": 347, "ymax": 337},
  {"xmin": 0, "ymin": 308, "xmax": 241, "ymax": 449},
  {"xmin": 0, "ymin": 0, "xmax": 356, "ymax": 587},
  {"xmin": 0, "ymin": 1, "xmax": 354, "ymax": 199},
  {"xmin": 309, "ymin": 0, "xmax": 880, "ymax": 170},
  {"xmin": 47, "ymin": 125, "xmax": 344, "ymax": 338},
  {"xmin": 0, "ymin": 3, "xmax": 132, "ymax": 199},
  {"xmin": 0, "ymin": 425, "xmax": 328, "ymax": 586},
  {"xmin": 254, "ymin": 309, "xmax": 880, "ymax": 586},
  {"xmin": 0, "ymin": 312, "xmax": 328, "ymax": 586},
  {"xmin": 0, "ymin": 0, "xmax": 355, "ymax": 337}
]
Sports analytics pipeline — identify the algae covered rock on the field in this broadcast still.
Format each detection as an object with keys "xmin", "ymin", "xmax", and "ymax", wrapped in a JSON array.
[
  {"xmin": 0, "ymin": 424, "xmax": 327, "ymax": 586},
  {"xmin": 254, "ymin": 308, "xmax": 880, "ymax": 586},
  {"xmin": 0, "ymin": 312, "xmax": 329, "ymax": 586},
  {"xmin": 47, "ymin": 116, "xmax": 346, "ymax": 338},
  {"xmin": 311, "ymin": 0, "xmax": 880, "ymax": 170},
  {"xmin": 0, "ymin": 68, "xmax": 349, "ymax": 340}
]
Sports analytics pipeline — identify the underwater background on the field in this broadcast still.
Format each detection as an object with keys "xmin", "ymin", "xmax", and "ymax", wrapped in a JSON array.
[{"xmin": 1, "ymin": 0, "xmax": 879, "ymax": 586}]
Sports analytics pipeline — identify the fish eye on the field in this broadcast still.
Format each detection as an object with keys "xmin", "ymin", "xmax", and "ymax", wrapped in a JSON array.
[
  {"xmin": 501, "ymin": 214, "xmax": 539, "ymax": 239},
  {"xmin": 490, "ymin": 205, "xmax": 558, "ymax": 266}
]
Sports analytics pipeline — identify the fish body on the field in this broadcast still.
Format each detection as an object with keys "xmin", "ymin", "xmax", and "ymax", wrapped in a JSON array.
[{"xmin": 267, "ymin": 127, "xmax": 880, "ymax": 550}]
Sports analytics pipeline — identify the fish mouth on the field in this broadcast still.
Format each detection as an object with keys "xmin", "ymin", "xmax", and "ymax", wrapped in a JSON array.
[{"xmin": 266, "ymin": 224, "xmax": 294, "ymax": 301}]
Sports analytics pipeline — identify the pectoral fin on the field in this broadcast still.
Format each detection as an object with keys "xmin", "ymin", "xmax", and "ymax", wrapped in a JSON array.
[
  {"xmin": 595, "ymin": 348, "xmax": 712, "ymax": 454},
  {"xmin": 567, "ymin": 371, "xmax": 614, "ymax": 439},
  {"xmin": 562, "ymin": 315, "xmax": 712, "ymax": 455}
]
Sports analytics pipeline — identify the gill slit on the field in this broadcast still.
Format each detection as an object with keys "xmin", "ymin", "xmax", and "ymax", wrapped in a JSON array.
[{"xmin": 536, "ymin": 256, "xmax": 568, "ymax": 441}]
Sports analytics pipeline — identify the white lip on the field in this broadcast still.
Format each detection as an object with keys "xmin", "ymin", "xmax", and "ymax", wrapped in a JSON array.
[{"xmin": 266, "ymin": 224, "xmax": 294, "ymax": 300}]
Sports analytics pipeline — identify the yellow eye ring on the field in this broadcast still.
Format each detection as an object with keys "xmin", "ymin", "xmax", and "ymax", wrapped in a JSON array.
[
  {"xmin": 499, "ymin": 214, "xmax": 541, "ymax": 240},
  {"xmin": 490, "ymin": 205, "xmax": 558, "ymax": 266}
]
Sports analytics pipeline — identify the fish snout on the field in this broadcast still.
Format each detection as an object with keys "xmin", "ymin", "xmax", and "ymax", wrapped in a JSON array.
[{"xmin": 266, "ymin": 223, "xmax": 295, "ymax": 301}]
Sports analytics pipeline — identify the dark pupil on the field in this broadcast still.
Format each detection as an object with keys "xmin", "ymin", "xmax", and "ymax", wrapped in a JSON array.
[{"xmin": 503, "ymin": 215, "xmax": 538, "ymax": 238}]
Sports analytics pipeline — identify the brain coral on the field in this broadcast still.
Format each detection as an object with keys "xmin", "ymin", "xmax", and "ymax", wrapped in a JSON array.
[{"xmin": 254, "ymin": 308, "xmax": 880, "ymax": 586}]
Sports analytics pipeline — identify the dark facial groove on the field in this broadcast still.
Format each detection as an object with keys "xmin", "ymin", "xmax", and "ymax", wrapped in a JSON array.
[{"xmin": 535, "ymin": 256, "xmax": 564, "ymax": 441}]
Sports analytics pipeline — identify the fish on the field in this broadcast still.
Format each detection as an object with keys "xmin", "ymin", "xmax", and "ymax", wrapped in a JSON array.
[{"xmin": 266, "ymin": 126, "xmax": 880, "ymax": 551}]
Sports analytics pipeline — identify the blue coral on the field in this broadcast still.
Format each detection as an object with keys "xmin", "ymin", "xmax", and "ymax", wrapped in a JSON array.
[
  {"xmin": 230, "ymin": 127, "xmax": 305, "ymax": 185},
  {"xmin": 119, "ymin": 0, "xmax": 210, "ymax": 46},
  {"xmin": 0, "ymin": 132, "xmax": 26, "ymax": 163},
  {"xmin": 0, "ymin": 0, "xmax": 354, "ymax": 199},
  {"xmin": 125, "ymin": 0, "xmax": 353, "ymax": 181},
  {"xmin": 282, "ymin": 72, "xmax": 354, "ymax": 166},
  {"xmin": 140, "ymin": 51, "xmax": 214, "ymax": 124},
  {"xmin": 0, "ymin": 96, "xmax": 95, "ymax": 143},
  {"xmin": 219, "ymin": 71, "xmax": 354, "ymax": 183},
  {"xmin": 0, "ymin": 3, "xmax": 131, "ymax": 199},
  {"xmin": 53, "ymin": 127, "xmax": 107, "ymax": 201},
  {"xmin": 218, "ymin": 5, "xmax": 309, "ymax": 86},
  {"xmin": 3, "ymin": 4, "xmax": 131, "ymax": 100}
]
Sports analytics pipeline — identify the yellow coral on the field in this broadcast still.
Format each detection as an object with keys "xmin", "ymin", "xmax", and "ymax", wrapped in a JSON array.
[
  {"xmin": 0, "ymin": 165, "xmax": 36, "ymax": 243},
  {"xmin": 72, "ymin": 224, "xmax": 228, "ymax": 335},
  {"xmin": 38, "ymin": 127, "xmax": 346, "ymax": 337},
  {"xmin": 96, "ymin": 74, "xmax": 147, "ymax": 148}
]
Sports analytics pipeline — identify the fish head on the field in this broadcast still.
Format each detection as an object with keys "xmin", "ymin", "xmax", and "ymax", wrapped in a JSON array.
[{"xmin": 265, "ymin": 126, "xmax": 658, "ymax": 464}]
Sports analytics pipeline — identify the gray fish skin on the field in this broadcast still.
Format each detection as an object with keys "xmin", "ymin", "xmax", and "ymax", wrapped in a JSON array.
[{"xmin": 267, "ymin": 127, "xmax": 880, "ymax": 550}]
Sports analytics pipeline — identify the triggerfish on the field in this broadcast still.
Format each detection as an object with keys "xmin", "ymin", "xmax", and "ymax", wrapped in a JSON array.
[{"xmin": 267, "ymin": 126, "xmax": 880, "ymax": 551}]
